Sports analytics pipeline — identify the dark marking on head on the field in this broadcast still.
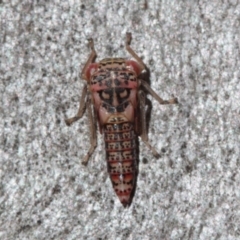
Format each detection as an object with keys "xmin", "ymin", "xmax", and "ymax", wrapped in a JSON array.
[
  {"xmin": 105, "ymin": 80, "xmax": 112, "ymax": 87},
  {"xmin": 120, "ymin": 72, "xmax": 130, "ymax": 80},
  {"xmin": 102, "ymin": 102, "xmax": 115, "ymax": 113},
  {"xmin": 93, "ymin": 75, "xmax": 104, "ymax": 82},
  {"xmin": 116, "ymin": 101, "xmax": 129, "ymax": 112},
  {"xmin": 114, "ymin": 78, "xmax": 121, "ymax": 86}
]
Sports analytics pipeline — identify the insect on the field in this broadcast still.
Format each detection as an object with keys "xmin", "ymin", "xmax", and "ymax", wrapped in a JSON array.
[{"xmin": 65, "ymin": 33, "xmax": 178, "ymax": 207}]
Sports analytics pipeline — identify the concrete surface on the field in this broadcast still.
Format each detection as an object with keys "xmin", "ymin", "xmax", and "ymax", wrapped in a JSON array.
[{"xmin": 1, "ymin": 0, "xmax": 240, "ymax": 239}]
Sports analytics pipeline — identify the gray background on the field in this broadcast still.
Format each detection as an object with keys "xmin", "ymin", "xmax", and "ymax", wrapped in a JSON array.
[{"xmin": 1, "ymin": 0, "xmax": 240, "ymax": 239}]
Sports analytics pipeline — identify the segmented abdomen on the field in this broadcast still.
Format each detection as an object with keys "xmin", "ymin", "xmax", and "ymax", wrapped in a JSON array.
[{"xmin": 104, "ymin": 120, "xmax": 137, "ymax": 207}]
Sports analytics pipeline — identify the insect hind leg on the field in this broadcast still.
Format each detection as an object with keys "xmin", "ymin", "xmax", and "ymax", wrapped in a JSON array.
[
  {"xmin": 138, "ymin": 90, "xmax": 160, "ymax": 158},
  {"xmin": 65, "ymin": 88, "xmax": 97, "ymax": 165},
  {"xmin": 81, "ymin": 95, "xmax": 97, "ymax": 165}
]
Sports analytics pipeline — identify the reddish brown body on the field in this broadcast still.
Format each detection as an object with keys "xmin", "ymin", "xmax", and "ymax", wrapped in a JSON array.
[
  {"xmin": 65, "ymin": 33, "xmax": 177, "ymax": 207},
  {"xmin": 87, "ymin": 58, "xmax": 141, "ymax": 206}
]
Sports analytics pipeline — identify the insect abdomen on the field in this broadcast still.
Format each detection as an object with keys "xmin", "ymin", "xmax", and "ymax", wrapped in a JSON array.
[{"xmin": 104, "ymin": 120, "xmax": 137, "ymax": 207}]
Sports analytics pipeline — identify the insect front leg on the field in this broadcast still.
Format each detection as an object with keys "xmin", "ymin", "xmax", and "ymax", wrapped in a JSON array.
[
  {"xmin": 138, "ymin": 90, "xmax": 160, "ymax": 158},
  {"xmin": 81, "ymin": 38, "xmax": 97, "ymax": 80},
  {"xmin": 65, "ymin": 36, "xmax": 98, "ymax": 125},
  {"xmin": 65, "ymin": 84, "xmax": 88, "ymax": 126},
  {"xmin": 125, "ymin": 32, "xmax": 145, "ymax": 72},
  {"xmin": 81, "ymin": 95, "xmax": 97, "ymax": 165}
]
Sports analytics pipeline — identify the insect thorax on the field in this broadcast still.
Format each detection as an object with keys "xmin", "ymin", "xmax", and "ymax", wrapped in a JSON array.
[{"xmin": 90, "ymin": 58, "xmax": 138, "ymax": 115}]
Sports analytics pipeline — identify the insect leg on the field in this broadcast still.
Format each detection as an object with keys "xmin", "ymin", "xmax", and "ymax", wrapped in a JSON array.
[
  {"xmin": 66, "ymin": 37, "xmax": 96, "ymax": 125},
  {"xmin": 140, "ymin": 80, "xmax": 178, "ymax": 105},
  {"xmin": 82, "ymin": 95, "xmax": 97, "ymax": 165},
  {"xmin": 81, "ymin": 38, "xmax": 97, "ymax": 80},
  {"xmin": 125, "ymin": 32, "xmax": 145, "ymax": 72},
  {"xmin": 65, "ymin": 84, "xmax": 88, "ymax": 126},
  {"xmin": 138, "ymin": 90, "xmax": 160, "ymax": 158},
  {"xmin": 125, "ymin": 32, "xmax": 178, "ymax": 104}
]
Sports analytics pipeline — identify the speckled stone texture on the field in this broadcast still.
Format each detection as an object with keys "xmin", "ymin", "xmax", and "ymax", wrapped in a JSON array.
[{"xmin": 1, "ymin": 0, "xmax": 240, "ymax": 239}]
